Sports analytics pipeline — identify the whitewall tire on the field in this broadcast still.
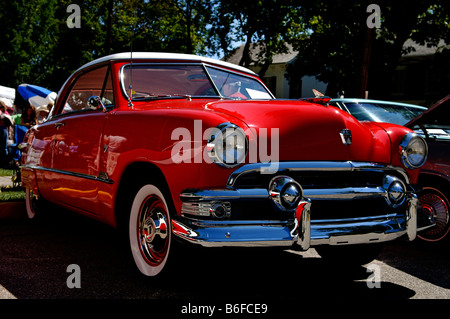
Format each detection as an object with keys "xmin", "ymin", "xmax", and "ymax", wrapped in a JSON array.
[{"xmin": 129, "ymin": 184, "xmax": 172, "ymax": 277}]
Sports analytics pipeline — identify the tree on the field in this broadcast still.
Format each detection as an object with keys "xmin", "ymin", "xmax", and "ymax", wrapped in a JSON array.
[
  {"xmin": 286, "ymin": 1, "xmax": 450, "ymax": 100},
  {"xmin": 286, "ymin": 1, "xmax": 375, "ymax": 98},
  {"xmin": 212, "ymin": 0, "xmax": 302, "ymax": 77},
  {"xmin": 0, "ymin": 0, "xmax": 59, "ymax": 88},
  {"xmin": 0, "ymin": 0, "xmax": 216, "ymax": 94},
  {"xmin": 369, "ymin": 0, "xmax": 450, "ymax": 100}
]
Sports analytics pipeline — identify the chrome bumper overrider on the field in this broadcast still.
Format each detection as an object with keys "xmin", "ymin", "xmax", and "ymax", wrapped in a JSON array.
[{"xmin": 173, "ymin": 162, "xmax": 419, "ymax": 249}]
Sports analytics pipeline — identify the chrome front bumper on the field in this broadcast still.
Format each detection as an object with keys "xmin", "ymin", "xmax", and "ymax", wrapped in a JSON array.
[
  {"xmin": 173, "ymin": 162, "xmax": 419, "ymax": 249},
  {"xmin": 173, "ymin": 200, "xmax": 312, "ymax": 249},
  {"xmin": 173, "ymin": 191, "xmax": 418, "ymax": 249}
]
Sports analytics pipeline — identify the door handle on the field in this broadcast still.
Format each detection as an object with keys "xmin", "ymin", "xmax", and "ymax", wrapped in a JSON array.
[{"xmin": 55, "ymin": 122, "xmax": 65, "ymax": 129}]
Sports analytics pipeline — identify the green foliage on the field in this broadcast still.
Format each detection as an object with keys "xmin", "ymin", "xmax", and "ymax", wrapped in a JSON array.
[
  {"xmin": 0, "ymin": 0, "xmax": 449, "ymax": 102},
  {"xmin": 0, "ymin": 0, "xmax": 217, "ymax": 92},
  {"xmin": 213, "ymin": 0, "xmax": 298, "ymax": 76},
  {"xmin": 0, "ymin": 187, "xmax": 25, "ymax": 202},
  {"xmin": 286, "ymin": 0, "xmax": 450, "ymax": 99},
  {"xmin": 0, "ymin": 0, "xmax": 59, "ymax": 88},
  {"xmin": 0, "ymin": 169, "xmax": 14, "ymax": 177}
]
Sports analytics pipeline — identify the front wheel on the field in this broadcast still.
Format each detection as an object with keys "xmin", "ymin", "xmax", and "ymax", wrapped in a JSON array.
[
  {"xmin": 417, "ymin": 187, "xmax": 450, "ymax": 242},
  {"xmin": 128, "ymin": 184, "xmax": 172, "ymax": 277}
]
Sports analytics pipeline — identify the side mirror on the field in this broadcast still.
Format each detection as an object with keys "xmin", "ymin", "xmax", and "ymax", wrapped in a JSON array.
[{"xmin": 88, "ymin": 96, "xmax": 108, "ymax": 112}]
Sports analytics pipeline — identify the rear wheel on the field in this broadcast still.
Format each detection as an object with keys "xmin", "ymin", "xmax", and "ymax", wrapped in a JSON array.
[
  {"xmin": 128, "ymin": 184, "xmax": 172, "ymax": 277},
  {"xmin": 25, "ymin": 187, "xmax": 44, "ymax": 219},
  {"xmin": 417, "ymin": 187, "xmax": 450, "ymax": 242}
]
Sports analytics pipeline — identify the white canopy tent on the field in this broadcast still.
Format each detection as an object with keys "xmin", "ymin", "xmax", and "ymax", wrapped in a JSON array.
[{"xmin": 0, "ymin": 85, "xmax": 16, "ymax": 108}]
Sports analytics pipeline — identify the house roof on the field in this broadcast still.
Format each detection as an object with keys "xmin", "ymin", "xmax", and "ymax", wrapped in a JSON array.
[
  {"xmin": 401, "ymin": 39, "xmax": 449, "ymax": 57},
  {"xmin": 224, "ymin": 43, "xmax": 298, "ymax": 65},
  {"xmin": 224, "ymin": 40, "xmax": 449, "ymax": 66}
]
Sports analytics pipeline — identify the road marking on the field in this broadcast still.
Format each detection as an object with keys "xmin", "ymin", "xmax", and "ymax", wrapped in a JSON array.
[
  {"xmin": 288, "ymin": 248, "xmax": 450, "ymax": 299},
  {"xmin": 369, "ymin": 260, "xmax": 450, "ymax": 299},
  {"xmin": 0, "ymin": 284, "xmax": 17, "ymax": 299}
]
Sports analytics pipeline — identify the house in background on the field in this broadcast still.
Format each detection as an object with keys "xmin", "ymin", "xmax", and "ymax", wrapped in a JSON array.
[
  {"xmin": 391, "ymin": 39, "xmax": 450, "ymax": 106},
  {"xmin": 223, "ymin": 44, "xmax": 327, "ymax": 99},
  {"xmin": 224, "ymin": 40, "xmax": 449, "ymax": 105}
]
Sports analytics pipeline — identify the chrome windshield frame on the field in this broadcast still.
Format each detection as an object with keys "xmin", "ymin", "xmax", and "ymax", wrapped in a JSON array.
[{"xmin": 119, "ymin": 62, "xmax": 275, "ymax": 102}]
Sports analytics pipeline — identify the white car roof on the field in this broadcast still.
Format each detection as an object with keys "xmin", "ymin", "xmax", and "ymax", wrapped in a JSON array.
[{"xmin": 76, "ymin": 52, "xmax": 256, "ymax": 75}]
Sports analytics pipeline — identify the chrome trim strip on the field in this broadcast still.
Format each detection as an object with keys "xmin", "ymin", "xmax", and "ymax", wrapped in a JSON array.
[
  {"xmin": 180, "ymin": 186, "xmax": 390, "ymax": 202},
  {"xmin": 180, "ymin": 188, "xmax": 268, "ymax": 201},
  {"xmin": 305, "ymin": 187, "xmax": 386, "ymax": 200},
  {"xmin": 20, "ymin": 165, "xmax": 114, "ymax": 184},
  {"xmin": 311, "ymin": 213, "xmax": 398, "ymax": 224},
  {"xmin": 119, "ymin": 63, "xmax": 274, "ymax": 101},
  {"xmin": 226, "ymin": 161, "xmax": 410, "ymax": 187}
]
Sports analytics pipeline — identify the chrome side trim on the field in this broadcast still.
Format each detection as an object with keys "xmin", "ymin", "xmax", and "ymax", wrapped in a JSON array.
[
  {"xmin": 20, "ymin": 165, "xmax": 114, "ymax": 184},
  {"xmin": 226, "ymin": 161, "xmax": 410, "ymax": 187}
]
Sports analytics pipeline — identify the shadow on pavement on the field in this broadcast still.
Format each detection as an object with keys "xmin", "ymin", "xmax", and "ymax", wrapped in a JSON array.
[
  {"xmin": 0, "ymin": 207, "xmax": 417, "ymax": 300},
  {"xmin": 378, "ymin": 239, "xmax": 450, "ymax": 290}
]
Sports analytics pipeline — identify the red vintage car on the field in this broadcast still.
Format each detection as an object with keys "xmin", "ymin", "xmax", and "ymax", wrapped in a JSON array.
[{"xmin": 20, "ymin": 53, "xmax": 428, "ymax": 276}]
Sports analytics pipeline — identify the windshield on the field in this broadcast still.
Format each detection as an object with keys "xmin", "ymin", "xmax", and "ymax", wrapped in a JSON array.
[
  {"xmin": 121, "ymin": 64, "xmax": 273, "ymax": 100},
  {"xmin": 342, "ymin": 102, "xmax": 424, "ymax": 125}
]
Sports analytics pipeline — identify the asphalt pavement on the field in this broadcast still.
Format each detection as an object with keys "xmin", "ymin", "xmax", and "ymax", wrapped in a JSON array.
[
  {"xmin": 0, "ymin": 176, "xmax": 13, "ymax": 188},
  {"xmin": 0, "ymin": 174, "xmax": 449, "ymax": 304}
]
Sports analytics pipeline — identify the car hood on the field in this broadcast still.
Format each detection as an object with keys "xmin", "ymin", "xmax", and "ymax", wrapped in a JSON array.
[
  {"xmin": 205, "ymin": 99, "xmax": 392, "ymax": 163},
  {"xmin": 405, "ymin": 94, "xmax": 450, "ymax": 129}
]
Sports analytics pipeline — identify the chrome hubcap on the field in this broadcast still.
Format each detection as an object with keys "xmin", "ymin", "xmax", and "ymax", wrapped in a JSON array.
[
  {"xmin": 419, "ymin": 191, "xmax": 450, "ymax": 241},
  {"xmin": 28, "ymin": 189, "xmax": 39, "ymax": 211},
  {"xmin": 138, "ymin": 195, "xmax": 169, "ymax": 266}
]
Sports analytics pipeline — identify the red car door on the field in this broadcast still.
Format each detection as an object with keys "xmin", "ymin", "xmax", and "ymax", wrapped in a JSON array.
[{"xmin": 50, "ymin": 65, "xmax": 114, "ymax": 215}]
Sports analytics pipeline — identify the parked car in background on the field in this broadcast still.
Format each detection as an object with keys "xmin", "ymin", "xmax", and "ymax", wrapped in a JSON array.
[
  {"xmin": 330, "ymin": 98, "xmax": 427, "ymax": 126},
  {"xmin": 20, "ymin": 53, "xmax": 428, "ymax": 277},
  {"xmin": 331, "ymin": 97, "xmax": 450, "ymax": 242}
]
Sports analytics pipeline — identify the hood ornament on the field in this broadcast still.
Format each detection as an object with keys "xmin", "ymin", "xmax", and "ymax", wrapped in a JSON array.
[{"xmin": 340, "ymin": 129, "xmax": 352, "ymax": 145}]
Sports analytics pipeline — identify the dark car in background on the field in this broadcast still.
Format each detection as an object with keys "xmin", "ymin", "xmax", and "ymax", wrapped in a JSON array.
[
  {"xmin": 330, "ymin": 98, "xmax": 427, "ymax": 126},
  {"xmin": 331, "ymin": 97, "xmax": 450, "ymax": 242}
]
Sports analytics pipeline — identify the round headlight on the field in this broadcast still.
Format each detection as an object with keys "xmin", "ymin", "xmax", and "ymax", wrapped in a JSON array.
[
  {"xmin": 399, "ymin": 133, "xmax": 428, "ymax": 169},
  {"xmin": 207, "ymin": 123, "xmax": 247, "ymax": 167}
]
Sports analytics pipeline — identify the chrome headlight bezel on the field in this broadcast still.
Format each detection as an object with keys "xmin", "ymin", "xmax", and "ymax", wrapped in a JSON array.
[
  {"xmin": 399, "ymin": 133, "xmax": 428, "ymax": 169},
  {"xmin": 207, "ymin": 122, "xmax": 248, "ymax": 168}
]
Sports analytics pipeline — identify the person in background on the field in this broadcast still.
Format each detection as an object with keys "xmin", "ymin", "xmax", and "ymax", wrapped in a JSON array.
[
  {"xmin": 0, "ymin": 101, "xmax": 12, "ymax": 167},
  {"xmin": 36, "ymin": 106, "xmax": 50, "ymax": 124},
  {"xmin": 21, "ymin": 104, "xmax": 37, "ymax": 128},
  {"xmin": 11, "ymin": 104, "xmax": 22, "ymax": 125}
]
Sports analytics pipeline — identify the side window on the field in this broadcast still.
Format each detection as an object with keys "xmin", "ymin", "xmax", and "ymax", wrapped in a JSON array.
[
  {"xmin": 63, "ymin": 65, "xmax": 114, "ymax": 114},
  {"xmin": 206, "ymin": 66, "xmax": 273, "ymax": 100}
]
